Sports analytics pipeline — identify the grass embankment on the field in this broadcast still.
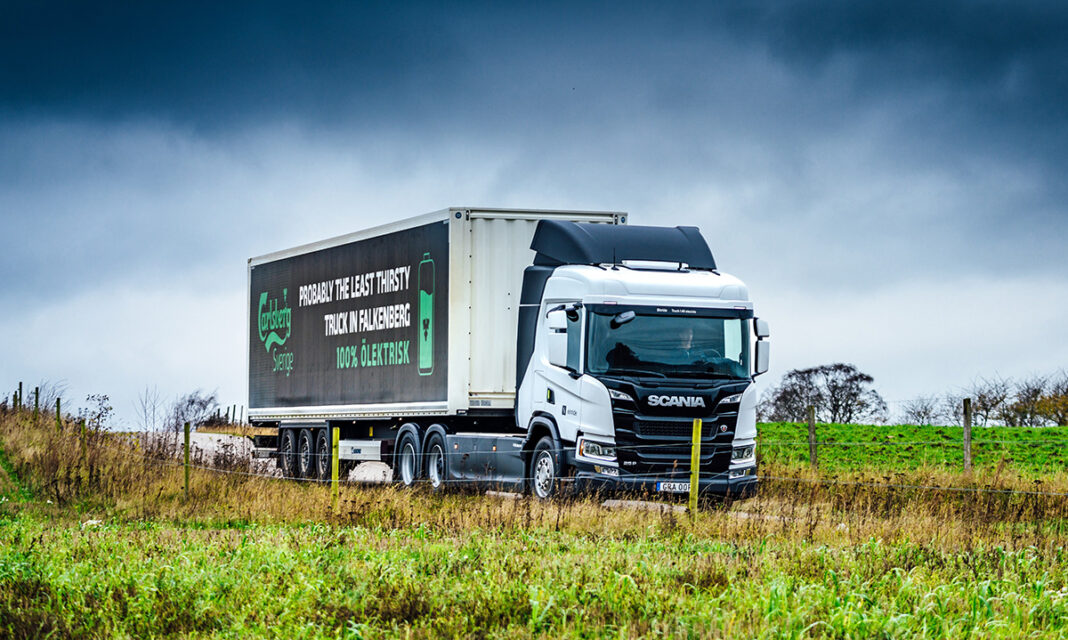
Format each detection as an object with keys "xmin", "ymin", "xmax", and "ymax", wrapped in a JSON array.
[
  {"xmin": 759, "ymin": 421, "xmax": 1068, "ymax": 475},
  {"xmin": 3, "ymin": 410, "xmax": 1068, "ymax": 638}
]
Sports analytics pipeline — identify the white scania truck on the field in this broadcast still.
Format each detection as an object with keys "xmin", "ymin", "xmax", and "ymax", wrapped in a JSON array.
[{"xmin": 248, "ymin": 207, "xmax": 769, "ymax": 498}]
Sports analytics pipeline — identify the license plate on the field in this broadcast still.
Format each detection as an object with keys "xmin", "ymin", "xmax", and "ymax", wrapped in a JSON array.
[{"xmin": 657, "ymin": 481, "xmax": 690, "ymax": 493}]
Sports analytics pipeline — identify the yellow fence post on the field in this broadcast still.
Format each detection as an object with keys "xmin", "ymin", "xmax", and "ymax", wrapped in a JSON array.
[
  {"xmin": 688, "ymin": 418, "xmax": 703, "ymax": 514},
  {"xmin": 184, "ymin": 422, "xmax": 191, "ymax": 500},
  {"xmin": 331, "ymin": 427, "xmax": 340, "ymax": 516}
]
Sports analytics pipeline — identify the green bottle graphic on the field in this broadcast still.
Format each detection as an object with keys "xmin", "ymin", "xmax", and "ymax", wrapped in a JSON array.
[{"xmin": 418, "ymin": 252, "xmax": 434, "ymax": 375}]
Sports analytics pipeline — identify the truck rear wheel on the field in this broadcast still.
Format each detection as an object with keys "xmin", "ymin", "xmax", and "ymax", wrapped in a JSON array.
[
  {"xmin": 297, "ymin": 429, "xmax": 315, "ymax": 479},
  {"xmin": 531, "ymin": 436, "xmax": 561, "ymax": 499},
  {"xmin": 424, "ymin": 433, "xmax": 447, "ymax": 491},
  {"xmin": 314, "ymin": 428, "xmax": 331, "ymax": 482},
  {"xmin": 279, "ymin": 429, "xmax": 297, "ymax": 479},
  {"xmin": 392, "ymin": 431, "xmax": 420, "ymax": 487}
]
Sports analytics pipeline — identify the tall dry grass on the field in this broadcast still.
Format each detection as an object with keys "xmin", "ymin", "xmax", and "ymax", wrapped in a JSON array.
[{"xmin": 2, "ymin": 405, "xmax": 1068, "ymax": 554}]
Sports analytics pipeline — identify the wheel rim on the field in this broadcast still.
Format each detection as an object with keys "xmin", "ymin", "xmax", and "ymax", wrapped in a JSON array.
[
  {"xmin": 534, "ymin": 451, "xmax": 555, "ymax": 498},
  {"xmin": 400, "ymin": 442, "xmax": 416, "ymax": 485},
  {"xmin": 428, "ymin": 444, "xmax": 445, "ymax": 488},
  {"xmin": 317, "ymin": 434, "xmax": 329, "ymax": 478},
  {"xmin": 299, "ymin": 438, "xmax": 312, "ymax": 476},
  {"xmin": 281, "ymin": 435, "xmax": 294, "ymax": 476}
]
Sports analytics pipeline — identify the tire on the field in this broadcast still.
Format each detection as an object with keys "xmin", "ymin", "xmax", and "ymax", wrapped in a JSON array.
[
  {"xmin": 279, "ymin": 429, "xmax": 298, "ymax": 479},
  {"xmin": 424, "ymin": 433, "xmax": 447, "ymax": 491},
  {"xmin": 297, "ymin": 429, "xmax": 315, "ymax": 479},
  {"xmin": 315, "ymin": 429, "xmax": 331, "ymax": 482},
  {"xmin": 530, "ymin": 435, "xmax": 561, "ymax": 499},
  {"xmin": 392, "ymin": 431, "xmax": 421, "ymax": 487}
]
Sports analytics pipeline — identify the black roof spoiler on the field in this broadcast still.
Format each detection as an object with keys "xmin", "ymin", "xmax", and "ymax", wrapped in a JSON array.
[{"xmin": 530, "ymin": 220, "xmax": 717, "ymax": 270}]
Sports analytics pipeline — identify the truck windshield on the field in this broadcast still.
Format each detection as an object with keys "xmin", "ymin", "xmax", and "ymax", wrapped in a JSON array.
[{"xmin": 586, "ymin": 309, "xmax": 750, "ymax": 380}]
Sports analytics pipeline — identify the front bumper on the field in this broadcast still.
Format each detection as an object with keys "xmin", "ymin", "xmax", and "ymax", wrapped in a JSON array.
[{"xmin": 568, "ymin": 455, "xmax": 758, "ymax": 498}]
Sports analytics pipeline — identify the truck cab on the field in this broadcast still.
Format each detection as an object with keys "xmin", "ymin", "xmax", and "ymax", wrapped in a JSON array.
[{"xmin": 515, "ymin": 221, "xmax": 769, "ymax": 498}]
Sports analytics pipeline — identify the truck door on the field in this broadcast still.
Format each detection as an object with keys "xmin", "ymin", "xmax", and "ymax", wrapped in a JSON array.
[{"xmin": 529, "ymin": 301, "xmax": 584, "ymax": 442}]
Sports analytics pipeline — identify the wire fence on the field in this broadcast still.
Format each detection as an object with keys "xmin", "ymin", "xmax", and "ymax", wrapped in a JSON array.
[{"xmin": 7, "ymin": 397, "xmax": 1068, "ymax": 503}]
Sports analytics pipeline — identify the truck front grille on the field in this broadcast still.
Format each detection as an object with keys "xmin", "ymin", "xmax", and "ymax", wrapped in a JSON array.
[
  {"xmin": 636, "ymin": 421, "xmax": 715, "ymax": 439},
  {"xmin": 614, "ymin": 414, "xmax": 736, "ymax": 477}
]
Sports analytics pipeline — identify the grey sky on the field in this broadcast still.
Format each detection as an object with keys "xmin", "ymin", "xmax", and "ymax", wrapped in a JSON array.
[{"xmin": 2, "ymin": 2, "xmax": 1065, "ymax": 424}]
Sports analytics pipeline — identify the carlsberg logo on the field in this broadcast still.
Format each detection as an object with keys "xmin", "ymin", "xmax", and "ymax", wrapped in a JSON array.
[
  {"xmin": 647, "ymin": 395, "xmax": 705, "ymax": 408},
  {"xmin": 258, "ymin": 289, "xmax": 294, "ymax": 376}
]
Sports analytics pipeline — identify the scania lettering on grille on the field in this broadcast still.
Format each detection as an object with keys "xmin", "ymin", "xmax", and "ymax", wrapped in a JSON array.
[{"xmin": 647, "ymin": 395, "xmax": 706, "ymax": 408}]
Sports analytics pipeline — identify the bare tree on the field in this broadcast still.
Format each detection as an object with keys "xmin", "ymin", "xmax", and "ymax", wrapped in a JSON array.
[
  {"xmin": 35, "ymin": 380, "xmax": 69, "ymax": 415},
  {"xmin": 135, "ymin": 385, "xmax": 166, "ymax": 431},
  {"xmin": 965, "ymin": 375, "xmax": 1013, "ymax": 426},
  {"xmin": 902, "ymin": 395, "xmax": 943, "ymax": 426},
  {"xmin": 1038, "ymin": 371, "xmax": 1068, "ymax": 426},
  {"xmin": 762, "ymin": 363, "xmax": 887, "ymax": 424},
  {"xmin": 941, "ymin": 393, "xmax": 966, "ymax": 426},
  {"xmin": 78, "ymin": 394, "xmax": 114, "ymax": 430},
  {"xmin": 1000, "ymin": 375, "xmax": 1049, "ymax": 427},
  {"xmin": 760, "ymin": 368, "xmax": 823, "ymax": 422},
  {"xmin": 167, "ymin": 389, "xmax": 220, "ymax": 433}
]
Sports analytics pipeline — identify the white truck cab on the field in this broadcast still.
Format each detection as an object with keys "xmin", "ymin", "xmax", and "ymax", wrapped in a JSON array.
[{"xmin": 512, "ymin": 221, "xmax": 769, "ymax": 498}]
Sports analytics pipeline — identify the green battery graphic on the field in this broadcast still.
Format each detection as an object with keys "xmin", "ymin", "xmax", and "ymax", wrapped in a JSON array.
[{"xmin": 418, "ymin": 252, "xmax": 434, "ymax": 375}]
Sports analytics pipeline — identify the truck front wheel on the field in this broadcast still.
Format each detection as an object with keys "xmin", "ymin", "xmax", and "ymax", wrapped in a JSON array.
[{"xmin": 531, "ymin": 436, "xmax": 561, "ymax": 499}]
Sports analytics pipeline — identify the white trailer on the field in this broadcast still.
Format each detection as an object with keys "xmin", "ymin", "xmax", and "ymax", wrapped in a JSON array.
[{"xmin": 247, "ymin": 207, "xmax": 769, "ymax": 497}]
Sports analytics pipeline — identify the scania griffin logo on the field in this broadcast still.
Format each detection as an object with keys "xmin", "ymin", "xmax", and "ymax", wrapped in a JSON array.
[{"xmin": 647, "ymin": 395, "xmax": 706, "ymax": 408}]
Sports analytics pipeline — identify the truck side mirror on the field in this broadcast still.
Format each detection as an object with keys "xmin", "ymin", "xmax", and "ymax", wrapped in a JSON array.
[
  {"xmin": 754, "ymin": 341, "xmax": 770, "ymax": 376},
  {"xmin": 547, "ymin": 333, "xmax": 568, "ymax": 368},
  {"xmin": 546, "ymin": 309, "xmax": 568, "ymax": 331},
  {"xmin": 545, "ymin": 308, "xmax": 569, "ymax": 368},
  {"xmin": 754, "ymin": 318, "xmax": 770, "ymax": 339}
]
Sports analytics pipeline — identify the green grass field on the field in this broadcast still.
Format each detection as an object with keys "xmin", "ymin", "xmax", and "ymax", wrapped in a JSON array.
[
  {"xmin": 759, "ymin": 422, "xmax": 1068, "ymax": 475},
  {"xmin": 3, "ymin": 411, "xmax": 1068, "ymax": 638}
]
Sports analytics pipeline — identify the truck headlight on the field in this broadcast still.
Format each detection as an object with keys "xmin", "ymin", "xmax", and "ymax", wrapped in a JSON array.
[
  {"xmin": 717, "ymin": 393, "xmax": 743, "ymax": 408},
  {"xmin": 608, "ymin": 389, "xmax": 634, "ymax": 403},
  {"xmin": 578, "ymin": 438, "xmax": 617, "ymax": 462},
  {"xmin": 731, "ymin": 444, "xmax": 755, "ymax": 461}
]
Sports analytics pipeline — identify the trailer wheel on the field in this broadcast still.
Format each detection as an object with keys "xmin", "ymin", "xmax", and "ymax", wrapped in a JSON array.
[
  {"xmin": 392, "ymin": 431, "xmax": 420, "ymax": 487},
  {"xmin": 297, "ymin": 429, "xmax": 315, "ymax": 479},
  {"xmin": 531, "ymin": 436, "xmax": 560, "ymax": 499},
  {"xmin": 279, "ymin": 429, "xmax": 298, "ymax": 479},
  {"xmin": 424, "ymin": 433, "xmax": 447, "ymax": 491},
  {"xmin": 314, "ymin": 428, "xmax": 331, "ymax": 482}
]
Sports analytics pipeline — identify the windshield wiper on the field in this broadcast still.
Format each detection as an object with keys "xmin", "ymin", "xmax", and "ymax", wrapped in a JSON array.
[{"xmin": 604, "ymin": 367, "xmax": 668, "ymax": 379}]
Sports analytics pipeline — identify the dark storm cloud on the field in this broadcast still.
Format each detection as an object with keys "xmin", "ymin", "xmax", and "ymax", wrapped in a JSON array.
[
  {"xmin": 0, "ymin": 1, "xmax": 466, "ymax": 127},
  {"xmin": 2, "ymin": 0, "xmax": 1066, "ymax": 299},
  {"xmin": 5, "ymin": 2, "xmax": 1066, "ymax": 131}
]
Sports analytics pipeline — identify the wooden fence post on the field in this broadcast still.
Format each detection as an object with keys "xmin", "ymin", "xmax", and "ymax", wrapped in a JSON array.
[
  {"xmin": 807, "ymin": 405, "xmax": 818, "ymax": 470},
  {"xmin": 688, "ymin": 418, "xmax": 703, "ymax": 514},
  {"xmin": 16, "ymin": 381, "xmax": 22, "ymax": 414},
  {"xmin": 184, "ymin": 422, "xmax": 191, "ymax": 500},
  {"xmin": 331, "ymin": 427, "xmax": 340, "ymax": 516},
  {"xmin": 963, "ymin": 397, "xmax": 973, "ymax": 473},
  {"xmin": 33, "ymin": 386, "xmax": 39, "ymax": 423},
  {"xmin": 55, "ymin": 398, "xmax": 61, "ymax": 432}
]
